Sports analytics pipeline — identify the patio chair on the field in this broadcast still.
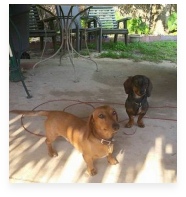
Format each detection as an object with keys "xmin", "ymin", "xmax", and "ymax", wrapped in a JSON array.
[
  {"xmin": 9, "ymin": 4, "xmax": 32, "ymax": 98},
  {"xmin": 29, "ymin": 5, "xmax": 57, "ymax": 51},
  {"xmin": 88, "ymin": 6, "xmax": 131, "ymax": 44},
  {"xmin": 55, "ymin": 5, "xmax": 102, "ymax": 52}
]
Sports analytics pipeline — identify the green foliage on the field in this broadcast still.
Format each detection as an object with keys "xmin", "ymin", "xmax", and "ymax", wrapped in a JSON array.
[
  {"xmin": 81, "ymin": 20, "xmax": 86, "ymax": 28},
  {"xmin": 128, "ymin": 17, "xmax": 149, "ymax": 35},
  {"xmin": 118, "ymin": 4, "xmax": 177, "ymax": 35},
  {"xmin": 88, "ymin": 41, "xmax": 177, "ymax": 63},
  {"xmin": 80, "ymin": 17, "xmax": 88, "ymax": 28},
  {"xmin": 167, "ymin": 12, "xmax": 177, "ymax": 32},
  {"xmin": 115, "ymin": 10, "xmax": 123, "ymax": 20}
]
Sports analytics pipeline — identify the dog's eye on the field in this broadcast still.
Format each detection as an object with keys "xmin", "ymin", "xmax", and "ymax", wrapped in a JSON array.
[
  {"xmin": 112, "ymin": 111, "xmax": 117, "ymax": 116},
  {"xmin": 98, "ymin": 114, "xmax": 104, "ymax": 119}
]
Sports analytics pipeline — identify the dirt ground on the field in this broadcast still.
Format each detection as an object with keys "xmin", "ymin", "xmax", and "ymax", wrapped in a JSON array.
[{"xmin": 9, "ymin": 54, "xmax": 177, "ymax": 183}]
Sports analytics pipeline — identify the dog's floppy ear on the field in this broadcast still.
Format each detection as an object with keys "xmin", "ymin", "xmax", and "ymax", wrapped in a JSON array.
[
  {"xmin": 85, "ymin": 114, "xmax": 94, "ymax": 138},
  {"xmin": 123, "ymin": 76, "xmax": 133, "ymax": 94},
  {"xmin": 147, "ymin": 78, "xmax": 153, "ymax": 97}
]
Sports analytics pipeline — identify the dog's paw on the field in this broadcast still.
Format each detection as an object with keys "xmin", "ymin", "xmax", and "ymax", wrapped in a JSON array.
[
  {"xmin": 138, "ymin": 124, "xmax": 145, "ymax": 128},
  {"xmin": 48, "ymin": 151, "xmax": 58, "ymax": 157},
  {"xmin": 137, "ymin": 121, "xmax": 145, "ymax": 128},
  {"xmin": 108, "ymin": 157, "xmax": 119, "ymax": 165},
  {"xmin": 88, "ymin": 168, "xmax": 97, "ymax": 176},
  {"xmin": 125, "ymin": 122, "xmax": 133, "ymax": 128},
  {"xmin": 125, "ymin": 119, "xmax": 135, "ymax": 128},
  {"xmin": 52, "ymin": 152, "xmax": 58, "ymax": 157},
  {"xmin": 107, "ymin": 153, "xmax": 119, "ymax": 165}
]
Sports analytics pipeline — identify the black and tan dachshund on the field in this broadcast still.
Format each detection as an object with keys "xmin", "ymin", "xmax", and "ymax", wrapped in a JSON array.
[{"xmin": 123, "ymin": 75, "xmax": 153, "ymax": 128}]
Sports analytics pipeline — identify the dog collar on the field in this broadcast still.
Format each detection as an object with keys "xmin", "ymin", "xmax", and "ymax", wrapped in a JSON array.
[
  {"xmin": 92, "ymin": 128, "xmax": 114, "ymax": 146},
  {"xmin": 101, "ymin": 138, "xmax": 114, "ymax": 153},
  {"xmin": 100, "ymin": 138, "xmax": 114, "ymax": 146},
  {"xmin": 134, "ymin": 102, "xmax": 142, "ymax": 107},
  {"xmin": 134, "ymin": 94, "xmax": 147, "ymax": 107}
]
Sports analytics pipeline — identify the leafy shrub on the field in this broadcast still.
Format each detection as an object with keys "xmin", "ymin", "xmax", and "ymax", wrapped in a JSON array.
[
  {"xmin": 167, "ymin": 12, "xmax": 177, "ymax": 33},
  {"xmin": 128, "ymin": 17, "xmax": 149, "ymax": 35}
]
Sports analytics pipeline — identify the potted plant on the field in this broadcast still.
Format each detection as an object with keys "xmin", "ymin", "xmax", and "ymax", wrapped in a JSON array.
[{"xmin": 128, "ymin": 17, "xmax": 149, "ymax": 42}]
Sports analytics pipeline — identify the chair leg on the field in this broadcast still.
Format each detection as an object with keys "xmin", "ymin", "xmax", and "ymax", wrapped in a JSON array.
[
  {"xmin": 98, "ymin": 28, "xmax": 102, "ymax": 53},
  {"xmin": 124, "ymin": 34, "xmax": 128, "ymax": 45},
  {"xmin": 40, "ymin": 37, "xmax": 44, "ymax": 50},
  {"xmin": 52, "ymin": 36, "xmax": 57, "ymax": 51},
  {"xmin": 9, "ymin": 44, "xmax": 32, "ymax": 98},
  {"xmin": 80, "ymin": 31, "xmax": 82, "ymax": 50},
  {"xmin": 76, "ymin": 30, "xmax": 80, "ymax": 52},
  {"xmin": 114, "ymin": 34, "xmax": 118, "ymax": 42},
  {"xmin": 87, "ymin": 32, "xmax": 91, "ymax": 43}
]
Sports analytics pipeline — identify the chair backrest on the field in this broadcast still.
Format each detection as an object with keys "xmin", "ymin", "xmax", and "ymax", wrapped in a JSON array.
[
  {"xmin": 55, "ymin": 5, "xmax": 81, "ymax": 29},
  {"xmin": 88, "ymin": 6, "xmax": 118, "ymax": 29},
  {"xmin": 29, "ymin": 5, "xmax": 44, "ymax": 31}
]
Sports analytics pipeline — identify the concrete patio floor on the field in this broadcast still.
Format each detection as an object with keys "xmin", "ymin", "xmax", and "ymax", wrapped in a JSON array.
[{"xmin": 9, "ymin": 55, "xmax": 177, "ymax": 183}]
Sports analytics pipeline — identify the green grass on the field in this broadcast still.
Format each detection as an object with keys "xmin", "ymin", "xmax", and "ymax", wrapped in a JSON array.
[{"xmin": 88, "ymin": 41, "xmax": 177, "ymax": 63}]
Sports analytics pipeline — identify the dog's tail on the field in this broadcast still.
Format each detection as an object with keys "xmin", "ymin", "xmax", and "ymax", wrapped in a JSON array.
[{"xmin": 10, "ymin": 110, "xmax": 50, "ymax": 117}]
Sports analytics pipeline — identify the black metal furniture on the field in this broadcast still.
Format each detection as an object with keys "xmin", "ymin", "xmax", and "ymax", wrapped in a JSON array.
[
  {"xmin": 55, "ymin": 5, "xmax": 102, "ymax": 52},
  {"xmin": 9, "ymin": 4, "xmax": 32, "ymax": 98},
  {"xmin": 29, "ymin": 5, "xmax": 58, "ymax": 51}
]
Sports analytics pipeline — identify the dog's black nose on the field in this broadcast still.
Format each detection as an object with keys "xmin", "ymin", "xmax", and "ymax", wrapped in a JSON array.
[{"xmin": 112, "ymin": 123, "xmax": 120, "ymax": 131}]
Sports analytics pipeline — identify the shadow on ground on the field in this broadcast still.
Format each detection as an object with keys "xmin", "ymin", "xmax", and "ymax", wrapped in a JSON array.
[{"xmin": 9, "ymin": 57, "xmax": 177, "ymax": 183}]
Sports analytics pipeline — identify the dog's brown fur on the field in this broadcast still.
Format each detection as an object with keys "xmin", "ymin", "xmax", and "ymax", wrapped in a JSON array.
[
  {"xmin": 10, "ymin": 105, "xmax": 120, "ymax": 176},
  {"xmin": 123, "ymin": 75, "xmax": 153, "ymax": 128}
]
